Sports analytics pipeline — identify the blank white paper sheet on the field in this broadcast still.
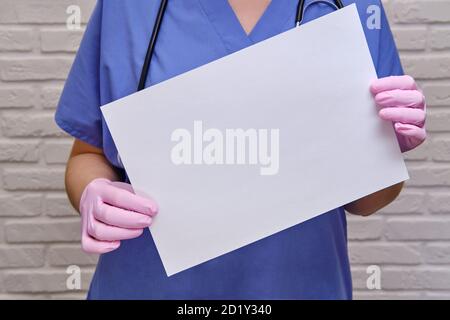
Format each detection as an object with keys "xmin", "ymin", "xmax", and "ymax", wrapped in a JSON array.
[{"xmin": 101, "ymin": 4, "xmax": 409, "ymax": 276}]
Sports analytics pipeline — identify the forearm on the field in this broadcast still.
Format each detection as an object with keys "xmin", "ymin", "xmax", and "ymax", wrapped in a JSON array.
[
  {"xmin": 65, "ymin": 146, "xmax": 119, "ymax": 212},
  {"xmin": 344, "ymin": 182, "xmax": 404, "ymax": 217}
]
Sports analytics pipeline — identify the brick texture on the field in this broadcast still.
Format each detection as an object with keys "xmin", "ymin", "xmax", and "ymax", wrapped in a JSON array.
[{"xmin": 0, "ymin": 0, "xmax": 449, "ymax": 300}]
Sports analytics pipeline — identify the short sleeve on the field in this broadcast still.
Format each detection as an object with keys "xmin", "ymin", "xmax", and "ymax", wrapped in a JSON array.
[
  {"xmin": 55, "ymin": 0, "xmax": 103, "ymax": 148},
  {"xmin": 375, "ymin": 2, "xmax": 404, "ymax": 78}
]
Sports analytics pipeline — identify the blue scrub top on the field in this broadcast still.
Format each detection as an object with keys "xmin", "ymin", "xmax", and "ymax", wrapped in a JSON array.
[{"xmin": 55, "ymin": 0, "xmax": 403, "ymax": 299}]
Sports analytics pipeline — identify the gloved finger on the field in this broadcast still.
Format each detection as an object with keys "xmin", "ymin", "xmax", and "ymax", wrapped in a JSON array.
[
  {"xmin": 379, "ymin": 107, "xmax": 426, "ymax": 126},
  {"xmin": 110, "ymin": 182, "xmax": 160, "ymax": 216},
  {"xmin": 111, "ymin": 181, "xmax": 159, "ymax": 214},
  {"xmin": 80, "ymin": 192, "xmax": 121, "ymax": 254},
  {"xmin": 370, "ymin": 75, "xmax": 417, "ymax": 95},
  {"xmin": 99, "ymin": 182, "xmax": 158, "ymax": 217},
  {"xmin": 375, "ymin": 89, "xmax": 425, "ymax": 109},
  {"xmin": 81, "ymin": 235, "xmax": 120, "ymax": 254},
  {"xmin": 87, "ymin": 218, "xmax": 144, "ymax": 241},
  {"xmin": 110, "ymin": 181, "xmax": 134, "ymax": 192},
  {"xmin": 94, "ymin": 202, "xmax": 153, "ymax": 229},
  {"xmin": 395, "ymin": 123, "xmax": 427, "ymax": 141}
]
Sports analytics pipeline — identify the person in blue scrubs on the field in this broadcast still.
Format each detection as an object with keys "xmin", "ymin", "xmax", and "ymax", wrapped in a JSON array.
[{"xmin": 55, "ymin": 0, "xmax": 423, "ymax": 299}]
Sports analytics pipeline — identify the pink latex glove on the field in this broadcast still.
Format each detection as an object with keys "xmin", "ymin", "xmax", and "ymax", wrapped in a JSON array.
[
  {"xmin": 371, "ymin": 75, "xmax": 426, "ymax": 153},
  {"xmin": 79, "ymin": 178, "xmax": 158, "ymax": 254}
]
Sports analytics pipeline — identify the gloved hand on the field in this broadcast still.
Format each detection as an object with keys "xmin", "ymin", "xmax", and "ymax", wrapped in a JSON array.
[
  {"xmin": 370, "ymin": 75, "xmax": 426, "ymax": 153},
  {"xmin": 79, "ymin": 178, "xmax": 158, "ymax": 254}
]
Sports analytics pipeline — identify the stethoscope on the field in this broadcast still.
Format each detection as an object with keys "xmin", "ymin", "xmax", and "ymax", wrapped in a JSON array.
[{"xmin": 137, "ymin": 0, "xmax": 345, "ymax": 91}]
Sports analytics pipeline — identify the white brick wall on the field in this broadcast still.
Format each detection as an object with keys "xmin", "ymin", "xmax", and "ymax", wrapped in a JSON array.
[{"xmin": 0, "ymin": 0, "xmax": 448, "ymax": 300}]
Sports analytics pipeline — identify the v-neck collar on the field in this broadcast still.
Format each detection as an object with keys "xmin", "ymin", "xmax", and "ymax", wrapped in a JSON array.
[{"xmin": 198, "ymin": 0, "xmax": 297, "ymax": 53}]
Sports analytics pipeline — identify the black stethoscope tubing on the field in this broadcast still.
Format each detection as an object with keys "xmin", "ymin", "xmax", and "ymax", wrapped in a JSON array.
[
  {"xmin": 138, "ymin": 0, "xmax": 345, "ymax": 91},
  {"xmin": 296, "ymin": 0, "xmax": 344, "ymax": 25},
  {"xmin": 138, "ymin": 0, "xmax": 168, "ymax": 91}
]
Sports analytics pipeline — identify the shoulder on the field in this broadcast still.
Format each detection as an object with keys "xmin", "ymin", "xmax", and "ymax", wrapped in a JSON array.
[
  {"xmin": 99, "ymin": 0, "xmax": 162, "ymax": 15},
  {"xmin": 344, "ymin": 0, "xmax": 390, "ymax": 42},
  {"xmin": 347, "ymin": 0, "xmax": 403, "ymax": 76},
  {"xmin": 95, "ymin": 0, "xmax": 160, "ymax": 25},
  {"xmin": 92, "ymin": 0, "xmax": 163, "ymax": 41},
  {"xmin": 346, "ymin": 0, "xmax": 386, "ymax": 27}
]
